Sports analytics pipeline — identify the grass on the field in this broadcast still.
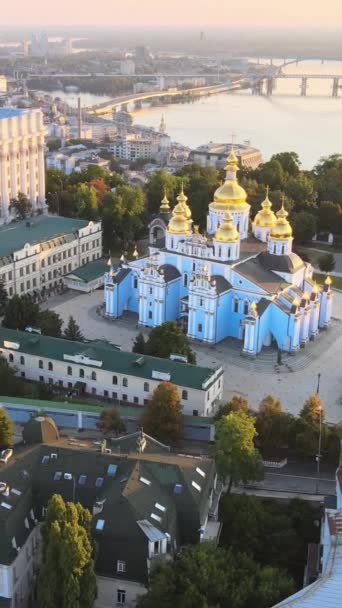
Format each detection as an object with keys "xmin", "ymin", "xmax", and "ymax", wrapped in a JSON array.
[{"xmin": 313, "ymin": 273, "xmax": 342, "ymax": 290}]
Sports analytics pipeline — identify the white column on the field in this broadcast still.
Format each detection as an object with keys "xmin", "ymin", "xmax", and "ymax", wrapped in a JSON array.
[
  {"xmin": 9, "ymin": 149, "xmax": 17, "ymax": 203},
  {"xmin": 291, "ymin": 314, "xmax": 301, "ymax": 351},
  {"xmin": 0, "ymin": 151, "xmax": 9, "ymax": 221},
  {"xmin": 301, "ymin": 308, "xmax": 310, "ymax": 343},
  {"xmin": 309, "ymin": 300, "xmax": 320, "ymax": 338},
  {"xmin": 37, "ymin": 138, "xmax": 45, "ymax": 207},
  {"xmin": 19, "ymin": 143, "xmax": 28, "ymax": 196},
  {"xmin": 29, "ymin": 141, "xmax": 37, "ymax": 211},
  {"xmin": 243, "ymin": 319, "xmax": 256, "ymax": 355}
]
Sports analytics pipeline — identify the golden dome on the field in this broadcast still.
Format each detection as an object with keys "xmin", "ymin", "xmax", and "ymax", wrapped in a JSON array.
[
  {"xmin": 270, "ymin": 201, "xmax": 293, "ymax": 239},
  {"xmin": 211, "ymin": 147, "xmax": 248, "ymax": 210},
  {"xmin": 176, "ymin": 183, "xmax": 192, "ymax": 220},
  {"xmin": 167, "ymin": 199, "xmax": 191, "ymax": 234},
  {"xmin": 254, "ymin": 187, "xmax": 277, "ymax": 227},
  {"xmin": 214, "ymin": 211, "xmax": 239, "ymax": 242},
  {"xmin": 160, "ymin": 191, "xmax": 170, "ymax": 212}
]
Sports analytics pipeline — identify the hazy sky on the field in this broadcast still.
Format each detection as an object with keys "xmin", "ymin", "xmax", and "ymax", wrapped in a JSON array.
[{"xmin": 3, "ymin": 0, "xmax": 342, "ymax": 27}]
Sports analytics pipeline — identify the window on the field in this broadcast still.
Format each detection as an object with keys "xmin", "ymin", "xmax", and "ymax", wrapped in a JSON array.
[
  {"xmin": 9, "ymin": 353, "xmax": 14, "ymax": 363},
  {"xmin": 198, "ymin": 323, "xmax": 203, "ymax": 332},
  {"xmin": 20, "ymin": 356, "xmax": 25, "ymax": 365},
  {"xmin": 149, "ymin": 287, "xmax": 153, "ymax": 295},
  {"xmin": 96, "ymin": 519, "xmax": 105, "ymax": 531},
  {"xmin": 183, "ymin": 273, "xmax": 188, "ymax": 287},
  {"xmin": 39, "ymin": 376, "xmax": 44, "ymax": 382},
  {"xmin": 148, "ymin": 310, "xmax": 152, "ymax": 320},
  {"xmin": 68, "ymin": 382, "xmax": 72, "ymax": 389},
  {"xmin": 200, "ymin": 298, "xmax": 203, "ymax": 306},
  {"xmin": 21, "ymin": 372, "xmax": 26, "ymax": 378},
  {"xmin": 78, "ymin": 474, "xmax": 87, "ymax": 485},
  {"xmin": 112, "ymin": 375, "xmax": 118, "ymax": 385},
  {"xmin": 79, "ymin": 369, "xmax": 84, "ymax": 378},
  {"xmin": 133, "ymin": 276, "xmax": 138, "ymax": 289},
  {"xmin": 122, "ymin": 377, "xmax": 128, "ymax": 387},
  {"xmin": 233, "ymin": 299, "xmax": 239, "ymax": 313},
  {"xmin": 117, "ymin": 560, "xmax": 126, "ymax": 573},
  {"xmin": 48, "ymin": 378, "xmax": 53, "ymax": 384},
  {"xmin": 192, "ymin": 262, "xmax": 196, "ymax": 271},
  {"xmin": 54, "ymin": 472, "xmax": 62, "ymax": 481},
  {"xmin": 67, "ymin": 366, "xmax": 72, "ymax": 376},
  {"xmin": 58, "ymin": 380, "xmax": 63, "ymax": 387},
  {"xmin": 244, "ymin": 301, "xmax": 249, "ymax": 315},
  {"xmin": 117, "ymin": 589, "xmax": 126, "ymax": 604},
  {"xmin": 193, "ymin": 409, "xmax": 198, "ymax": 416},
  {"xmin": 104, "ymin": 390, "xmax": 109, "ymax": 397},
  {"xmin": 95, "ymin": 477, "xmax": 104, "ymax": 488},
  {"xmin": 39, "ymin": 360, "xmax": 43, "ymax": 369},
  {"xmin": 91, "ymin": 371, "xmax": 97, "ymax": 381},
  {"xmin": 144, "ymin": 382, "xmax": 149, "ymax": 392},
  {"xmin": 134, "ymin": 396, "xmax": 139, "ymax": 404},
  {"xmin": 112, "ymin": 391, "xmax": 118, "ymax": 399},
  {"xmin": 92, "ymin": 387, "xmax": 96, "ymax": 395},
  {"xmin": 182, "ymin": 390, "xmax": 188, "ymax": 400},
  {"xmin": 122, "ymin": 394, "xmax": 128, "ymax": 401},
  {"xmin": 48, "ymin": 362, "xmax": 53, "ymax": 371}
]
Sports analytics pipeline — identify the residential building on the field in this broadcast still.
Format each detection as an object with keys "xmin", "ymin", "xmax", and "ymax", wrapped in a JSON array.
[
  {"xmin": 120, "ymin": 60, "xmax": 136, "ymax": 75},
  {"xmin": 0, "ymin": 428, "xmax": 221, "ymax": 607},
  {"xmin": 0, "ymin": 108, "xmax": 46, "ymax": 222},
  {"xmin": 0, "ymin": 215, "xmax": 102, "ymax": 297},
  {"xmin": 191, "ymin": 141, "xmax": 262, "ymax": 169},
  {"xmin": 46, "ymin": 152, "xmax": 77, "ymax": 175},
  {"xmin": 0, "ymin": 327, "xmax": 223, "ymax": 416},
  {"xmin": 104, "ymin": 149, "xmax": 333, "ymax": 355},
  {"xmin": 272, "ymin": 468, "xmax": 342, "ymax": 608},
  {"xmin": 109, "ymin": 135, "xmax": 158, "ymax": 161}
]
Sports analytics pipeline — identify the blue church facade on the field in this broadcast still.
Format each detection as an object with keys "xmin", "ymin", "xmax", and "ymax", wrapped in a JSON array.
[{"xmin": 104, "ymin": 149, "xmax": 333, "ymax": 356}]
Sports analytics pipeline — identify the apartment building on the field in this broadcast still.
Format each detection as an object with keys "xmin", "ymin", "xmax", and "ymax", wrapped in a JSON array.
[{"xmin": 0, "ymin": 215, "xmax": 102, "ymax": 297}]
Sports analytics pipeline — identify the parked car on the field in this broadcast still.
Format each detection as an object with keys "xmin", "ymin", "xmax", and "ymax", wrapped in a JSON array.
[{"xmin": 0, "ymin": 448, "xmax": 13, "ymax": 464}]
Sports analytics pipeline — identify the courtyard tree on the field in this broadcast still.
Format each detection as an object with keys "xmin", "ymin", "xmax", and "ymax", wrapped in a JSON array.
[
  {"xmin": 0, "ymin": 406, "xmax": 13, "ymax": 447},
  {"xmin": 144, "ymin": 169, "xmax": 181, "ymax": 215},
  {"xmin": 64, "ymin": 316, "xmax": 84, "ymax": 341},
  {"xmin": 38, "ymin": 494, "xmax": 96, "ymax": 608},
  {"xmin": 132, "ymin": 332, "xmax": 146, "ymax": 354},
  {"xmin": 214, "ymin": 395, "xmax": 250, "ymax": 421},
  {"xmin": 270, "ymin": 152, "xmax": 301, "ymax": 177},
  {"xmin": 2, "ymin": 294, "xmax": 40, "ymax": 330},
  {"xmin": 38, "ymin": 310, "xmax": 63, "ymax": 338},
  {"xmin": 255, "ymin": 395, "xmax": 295, "ymax": 456},
  {"xmin": 141, "ymin": 382, "xmax": 183, "ymax": 443},
  {"xmin": 214, "ymin": 411, "xmax": 264, "ymax": 492},
  {"xmin": 318, "ymin": 253, "xmax": 336, "ymax": 272},
  {"xmin": 144, "ymin": 321, "xmax": 196, "ymax": 364},
  {"xmin": 295, "ymin": 394, "xmax": 326, "ymax": 457},
  {"xmin": 0, "ymin": 280, "xmax": 8, "ymax": 316},
  {"xmin": 96, "ymin": 408, "xmax": 126, "ymax": 437},
  {"xmin": 9, "ymin": 192, "xmax": 32, "ymax": 219},
  {"xmin": 291, "ymin": 212, "xmax": 317, "ymax": 243}
]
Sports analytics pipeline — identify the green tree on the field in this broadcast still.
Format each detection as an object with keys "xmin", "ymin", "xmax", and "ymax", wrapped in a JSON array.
[
  {"xmin": 38, "ymin": 310, "xmax": 63, "ymax": 337},
  {"xmin": 75, "ymin": 183, "xmax": 99, "ymax": 220},
  {"xmin": 318, "ymin": 201, "xmax": 342, "ymax": 233},
  {"xmin": 145, "ymin": 321, "xmax": 196, "ymax": 364},
  {"xmin": 271, "ymin": 151, "xmax": 301, "ymax": 176},
  {"xmin": 38, "ymin": 495, "xmax": 96, "ymax": 608},
  {"xmin": 141, "ymin": 382, "xmax": 183, "ymax": 443},
  {"xmin": 0, "ymin": 406, "xmax": 13, "ymax": 447},
  {"xmin": 2, "ymin": 294, "xmax": 40, "ymax": 330},
  {"xmin": 214, "ymin": 411, "xmax": 264, "ymax": 492},
  {"xmin": 291, "ymin": 211, "xmax": 317, "ymax": 243},
  {"xmin": 132, "ymin": 332, "xmax": 146, "ymax": 354},
  {"xmin": 314, "ymin": 154, "xmax": 342, "ymax": 204},
  {"xmin": 295, "ymin": 394, "xmax": 326, "ymax": 458},
  {"xmin": 0, "ymin": 280, "xmax": 8, "ymax": 315},
  {"xmin": 0, "ymin": 356, "xmax": 26, "ymax": 398},
  {"xmin": 214, "ymin": 395, "xmax": 250, "ymax": 421},
  {"xmin": 284, "ymin": 174, "xmax": 316, "ymax": 210},
  {"xmin": 175, "ymin": 164, "xmax": 219, "ymax": 228},
  {"xmin": 258, "ymin": 160, "xmax": 285, "ymax": 190},
  {"xmin": 102, "ymin": 184, "xmax": 145, "ymax": 250},
  {"xmin": 96, "ymin": 408, "xmax": 126, "ymax": 436},
  {"xmin": 255, "ymin": 395, "xmax": 294, "ymax": 456},
  {"xmin": 64, "ymin": 316, "xmax": 84, "ymax": 341},
  {"xmin": 145, "ymin": 169, "xmax": 180, "ymax": 215},
  {"xmin": 9, "ymin": 192, "xmax": 32, "ymax": 219},
  {"xmin": 318, "ymin": 252, "xmax": 336, "ymax": 272}
]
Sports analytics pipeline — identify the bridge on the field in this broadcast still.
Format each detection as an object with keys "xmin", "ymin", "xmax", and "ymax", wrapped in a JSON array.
[
  {"xmin": 85, "ymin": 82, "xmax": 241, "ymax": 115},
  {"xmin": 252, "ymin": 72, "xmax": 342, "ymax": 97}
]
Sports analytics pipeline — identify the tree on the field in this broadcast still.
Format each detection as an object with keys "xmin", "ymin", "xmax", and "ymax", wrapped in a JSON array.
[
  {"xmin": 9, "ymin": 192, "xmax": 32, "ymax": 219},
  {"xmin": 284, "ymin": 175, "xmax": 317, "ymax": 210},
  {"xmin": 299, "ymin": 394, "xmax": 325, "ymax": 427},
  {"xmin": 141, "ymin": 382, "xmax": 183, "ymax": 443},
  {"xmin": 2, "ymin": 294, "xmax": 40, "ymax": 330},
  {"xmin": 0, "ymin": 356, "xmax": 26, "ymax": 398},
  {"xmin": 102, "ymin": 184, "xmax": 146, "ymax": 250},
  {"xmin": 257, "ymin": 160, "xmax": 285, "ymax": 190},
  {"xmin": 214, "ymin": 395, "xmax": 250, "ymax": 421},
  {"xmin": 318, "ymin": 252, "xmax": 336, "ymax": 272},
  {"xmin": 145, "ymin": 321, "xmax": 196, "ymax": 364},
  {"xmin": 318, "ymin": 201, "xmax": 342, "ymax": 233},
  {"xmin": 291, "ymin": 212, "xmax": 317, "ymax": 243},
  {"xmin": 314, "ymin": 154, "xmax": 342, "ymax": 204},
  {"xmin": 271, "ymin": 152, "xmax": 301, "ymax": 176},
  {"xmin": 38, "ymin": 495, "xmax": 96, "ymax": 608},
  {"xmin": 295, "ymin": 394, "xmax": 326, "ymax": 458},
  {"xmin": 96, "ymin": 408, "xmax": 126, "ymax": 436},
  {"xmin": 144, "ymin": 169, "xmax": 180, "ymax": 215},
  {"xmin": 175, "ymin": 164, "xmax": 219, "ymax": 228},
  {"xmin": 64, "ymin": 316, "xmax": 84, "ymax": 341},
  {"xmin": 137, "ymin": 542, "xmax": 294, "ymax": 608},
  {"xmin": 0, "ymin": 406, "xmax": 13, "ymax": 447},
  {"xmin": 214, "ymin": 411, "xmax": 264, "ymax": 492},
  {"xmin": 0, "ymin": 280, "xmax": 8, "ymax": 316},
  {"xmin": 38, "ymin": 310, "xmax": 63, "ymax": 337},
  {"xmin": 75, "ymin": 183, "xmax": 99, "ymax": 220},
  {"xmin": 255, "ymin": 395, "xmax": 294, "ymax": 456},
  {"xmin": 132, "ymin": 332, "xmax": 146, "ymax": 354}
]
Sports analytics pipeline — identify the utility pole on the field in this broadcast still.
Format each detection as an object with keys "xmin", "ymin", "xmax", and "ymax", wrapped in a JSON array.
[{"xmin": 315, "ymin": 372, "xmax": 322, "ymax": 494}]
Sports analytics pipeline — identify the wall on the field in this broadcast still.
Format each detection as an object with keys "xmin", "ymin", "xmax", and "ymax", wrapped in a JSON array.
[{"xmin": 95, "ymin": 575, "xmax": 146, "ymax": 608}]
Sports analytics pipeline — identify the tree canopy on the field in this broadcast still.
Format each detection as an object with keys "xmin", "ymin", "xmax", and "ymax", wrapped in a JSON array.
[
  {"xmin": 96, "ymin": 408, "xmax": 126, "ymax": 436},
  {"xmin": 136, "ymin": 321, "xmax": 196, "ymax": 364},
  {"xmin": 0, "ymin": 406, "xmax": 13, "ymax": 447},
  {"xmin": 141, "ymin": 381, "xmax": 183, "ymax": 443},
  {"xmin": 64, "ymin": 316, "xmax": 84, "ymax": 341}
]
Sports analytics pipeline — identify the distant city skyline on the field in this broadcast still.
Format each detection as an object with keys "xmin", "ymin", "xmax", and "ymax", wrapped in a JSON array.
[{"xmin": 2, "ymin": 0, "xmax": 342, "ymax": 28}]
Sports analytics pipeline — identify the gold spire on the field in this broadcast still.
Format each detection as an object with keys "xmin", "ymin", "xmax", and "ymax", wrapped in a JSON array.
[
  {"xmin": 211, "ymin": 145, "xmax": 248, "ymax": 210},
  {"xmin": 253, "ymin": 186, "xmax": 277, "ymax": 227},
  {"xmin": 174, "ymin": 183, "xmax": 192, "ymax": 220},
  {"xmin": 214, "ymin": 211, "xmax": 239, "ymax": 242},
  {"xmin": 133, "ymin": 246, "xmax": 138, "ymax": 258},
  {"xmin": 325, "ymin": 275, "xmax": 332, "ymax": 285},
  {"xmin": 160, "ymin": 190, "xmax": 170, "ymax": 212},
  {"xmin": 107, "ymin": 257, "xmax": 112, "ymax": 266},
  {"xmin": 270, "ymin": 196, "xmax": 293, "ymax": 239},
  {"xmin": 167, "ymin": 194, "xmax": 191, "ymax": 235}
]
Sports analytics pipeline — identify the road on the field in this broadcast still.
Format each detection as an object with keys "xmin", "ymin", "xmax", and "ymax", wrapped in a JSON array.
[{"xmin": 237, "ymin": 469, "xmax": 336, "ymax": 501}]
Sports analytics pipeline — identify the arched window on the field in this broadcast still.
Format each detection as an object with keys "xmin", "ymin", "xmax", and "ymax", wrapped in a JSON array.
[
  {"xmin": 20, "ymin": 356, "xmax": 25, "ymax": 365},
  {"xmin": 182, "ymin": 390, "xmax": 188, "ymax": 400},
  {"xmin": 183, "ymin": 273, "xmax": 188, "ymax": 287},
  {"xmin": 144, "ymin": 382, "xmax": 149, "ymax": 392},
  {"xmin": 218, "ymin": 247, "xmax": 221, "ymax": 257},
  {"xmin": 148, "ymin": 310, "xmax": 152, "ymax": 320},
  {"xmin": 273, "ymin": 244, "xmax": 277, "ymax": 254},
  {"xmin": 123, "ymin": 377, "xmax": 128, "ymax": 387},
  {"xmin": 67, "ymin": 366, "xmax": 72, "ymax": 376},
  {"xmin": 133, "ymin": 275, "xmax": 138, "ymax": 289},
  {"xmin": 91, "ymin": 371, "xmax": 97, "ymax": 381},
  {"xmin": 39, "ymin": 359, "xmax": 44, "ymax": 369},
  {"xmin": 233, "ymin": 299, "xmax": 239, "ymax": 313},
  {"xmin": 228, "ymin": 248, "xmax": 231, "ymax": 258},
  {"xmin": 9, "ymin": 353, "xmax": 14, "ymax": 363},
  {"xmin": 171, "ymin": 239, "xmax": 174, "ymax": 248},
  {"xmin": 112, "ymin": 375, "xmax": 118, "ymax": 385},
  {"xmin": 79, "ymin": 369, "xmax": 84, "ymax": 378},
  {"xmin": 48, "ymin": 362, "xmax": 53, "ymax": 371},
  {"xmin": 281, "ymin": 244, "xmax": 285, "ymax": 254},
  {"xmin": 244, "ymin": 301, "xmax": 249, "ymax": 315}
]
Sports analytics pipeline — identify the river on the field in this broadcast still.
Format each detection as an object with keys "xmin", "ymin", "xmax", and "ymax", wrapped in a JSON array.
[{"xmin": 131, "ymin": 60, "xmax": 342, "ymax": 169}]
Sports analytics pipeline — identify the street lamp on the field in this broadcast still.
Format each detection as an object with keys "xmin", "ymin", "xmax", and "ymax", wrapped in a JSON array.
[{"xmin": 315, "ymin": 372, "xmax": 322, "ymax": 494}]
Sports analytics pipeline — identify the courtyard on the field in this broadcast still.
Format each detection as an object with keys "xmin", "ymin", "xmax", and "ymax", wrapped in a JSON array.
[{"xmin": 42, "ymin": 289, "xmax": 342, "ymax": 424}]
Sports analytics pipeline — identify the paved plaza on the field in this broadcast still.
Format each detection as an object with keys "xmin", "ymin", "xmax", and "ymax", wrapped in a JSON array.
[{"xmin": 43, "ymin": 289, "xmax": 342, "ymax": 424}]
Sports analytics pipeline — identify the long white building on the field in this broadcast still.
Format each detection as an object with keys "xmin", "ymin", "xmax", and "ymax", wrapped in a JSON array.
[{"xmin": 0, "ymin": 108, "xmax": 46, "ymax": 222}]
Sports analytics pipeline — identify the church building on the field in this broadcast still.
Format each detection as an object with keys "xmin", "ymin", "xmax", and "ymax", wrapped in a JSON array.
[{"xmin": 104, "ymin": 148, "xmax": 333, "ymax": 356}]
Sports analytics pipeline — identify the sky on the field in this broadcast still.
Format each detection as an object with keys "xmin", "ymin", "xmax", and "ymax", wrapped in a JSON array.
[{"xmin": 3, "ymin": 0, "xmax": 342, "ymax": 28}]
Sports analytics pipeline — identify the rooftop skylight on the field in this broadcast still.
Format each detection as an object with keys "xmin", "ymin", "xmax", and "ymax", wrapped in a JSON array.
[
  {"xmin": 96, "ymin": 519, "xmax": 105, "ymax": 531},
  {"xmin": 155, "ymin": 502, "xmax": 166, "ymax": 512},
  {"xmin": 150, "ymin": 513, "xmax": 162, "ymax": 523},
  {"xmin": 192, "ymin": 481, "xmax": 202, "ymax": 492},
  {"xmin": 196, "ymin": 467, "xmax": 206, "ymax": 478},
  {"xmin": 139, "ymin": 476, "xmax": 151, "ymax": 486}
]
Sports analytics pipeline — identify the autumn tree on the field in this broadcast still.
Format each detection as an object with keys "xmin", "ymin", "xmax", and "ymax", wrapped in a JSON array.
[
  {"xmin": 255, "ymin": 395, "xmax": 294, "ymax": 456},
  {"xmin": 96, "ymin": 408, "xmax": 126, "ymax": 437},
  {"xmin": 214, "ymin": 395, "xmax": 250, "ymax": 421},
  {"xmin": 141, "ymin": 382, "xmax": 183, "ymax": 443},
  {"xmin": 0, "ymin": 406, "xmax": 13, "ymax": 447}
]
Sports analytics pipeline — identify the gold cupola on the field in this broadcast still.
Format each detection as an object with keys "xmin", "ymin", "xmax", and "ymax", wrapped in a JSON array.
[
  {"xmin": 175, "ymin": 182, "xmax": 192, "ymax": 220},
  {"xmin": 160, "ymin": 190, "xmax": 171, "ymax": 213},
  {"xmin": 270, "ymin": 199, "xmax": 293, "ymax": 239},
  {"xmin": 254, "ymin": 187, "xmax": 277, "ymax": 227},
  {"xmin": 214, "ymin": 211, "xmax": 239, "ymax": 242},
  {"xmin": 211, "ymin": 147, "xmax": 248, "ymax": 210},
  {"xmin": 167, "ymin": 200, "xmax": 191, "ymax": 234}
]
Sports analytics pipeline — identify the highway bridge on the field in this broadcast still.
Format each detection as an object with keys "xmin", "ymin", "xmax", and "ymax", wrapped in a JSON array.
[{"xmin": 252, "ymin": 72, "xmax": 342, "ymax": 96}]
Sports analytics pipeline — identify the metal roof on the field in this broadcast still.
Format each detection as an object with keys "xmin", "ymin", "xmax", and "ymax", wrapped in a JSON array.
[{"xmin": 137, "ymin": 519, "xmax": 167, "ymax": 542}]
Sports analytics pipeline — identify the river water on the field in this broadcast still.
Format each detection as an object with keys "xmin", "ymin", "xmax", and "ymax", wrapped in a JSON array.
[{"xmin": 131, "ymin": 60, "xmax": 342, "ymax": 169}]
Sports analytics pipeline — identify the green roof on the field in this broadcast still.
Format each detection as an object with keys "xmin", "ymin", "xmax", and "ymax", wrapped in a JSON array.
[
  {"xmin": 65, "ymin": 258, "xmax": 108, "ymax": 283},
  {"xmin": 0, "ymin": 215, "xmax": 89, "ymax": 258},
  {"xmin": 0, "ymin": 328, "xmax": 221, "ymax": 391}
]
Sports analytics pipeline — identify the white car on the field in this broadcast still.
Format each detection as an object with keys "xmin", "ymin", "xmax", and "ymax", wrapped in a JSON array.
[{"xmin": 0, "ymin": 449, "xmax": 13, "ymax": 464}]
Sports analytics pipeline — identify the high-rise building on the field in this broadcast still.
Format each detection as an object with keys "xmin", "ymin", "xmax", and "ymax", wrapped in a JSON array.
[
  {"xmin": 0, "ymin": 75, "xmax": 7, "ymax": 94},
  {"xmin": 0, "ymin": 108, "xmax": 46, "ymax": 222}
]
